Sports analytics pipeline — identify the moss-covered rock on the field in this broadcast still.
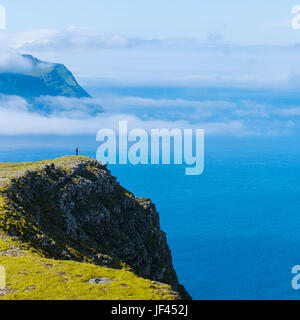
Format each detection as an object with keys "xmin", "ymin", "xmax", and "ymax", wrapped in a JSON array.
[{"xmin": 0, "ymin": 156, "xmax": 190, "ymax": 300}]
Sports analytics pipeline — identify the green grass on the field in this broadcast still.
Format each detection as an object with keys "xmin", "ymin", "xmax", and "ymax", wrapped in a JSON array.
[
  {"xmin": 0, "ymin": 228, "xmax": 176, "ymax": 300},
  {"xmin": 0, "ymin": 156, "xmax": 90, "ymax": 185},
  {"xmin": 0, "ymin": 156, "xmax": 178, "ymax": 300},
  {"xmin": 0, "ymin": 252, "xmax": 176, "ymax": 300}
]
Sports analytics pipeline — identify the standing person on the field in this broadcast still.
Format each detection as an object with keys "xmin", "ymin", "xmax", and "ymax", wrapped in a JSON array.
[{"xmin": 76, "ymin": 147, "xmax": 79, "ymax": 156}]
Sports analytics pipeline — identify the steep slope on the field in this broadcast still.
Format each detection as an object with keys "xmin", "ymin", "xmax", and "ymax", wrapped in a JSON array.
[
  {"xmin": 0, "ymin": 55, "xmax": 90, "ymax": 98},
  {"xmin": 0, "ymin": 156, "xmax": 190, "ymax": 300},
  {"xmin": 0, "ymin": 234, "xmax": 177, "ymax": 300}
]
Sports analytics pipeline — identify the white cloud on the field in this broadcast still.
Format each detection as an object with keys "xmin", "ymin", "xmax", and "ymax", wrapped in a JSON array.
[
  {"xmin": 0, "ymin": 94, "xmax": 28, "ymax": 111},
  {"xmin": 275, "ymin": 107, "xmax": 300, "ymax": 116},
  {"xmin": 2, "ymin": 27, "xmax": 300, "ymax": 87},
  {"xmin": 1, "ymin": 27, "xmax": 143, "ymax": 52},
  {"xmin": 97, "ymin": 96, "xmax": 236, "ymax": 109},
  {"xmin": 0, "ymin": 108, "xmax": 254, "ymax": 136},
  {"xmin": 0, "ymin": 94, "xmax": 296, "ymax": 137},
  {"xmin": 0, "ymin": 94, "xmax": 103, "ymax": 118},
  {"xmin": 32, "ymin": 96, "xmax": 103, "ymax": 118},
  {"xmin": 0, "ymin": 49, "xmax": 33, "ymax": 73}
]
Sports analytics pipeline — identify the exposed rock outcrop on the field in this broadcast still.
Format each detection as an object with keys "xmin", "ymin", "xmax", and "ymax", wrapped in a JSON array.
[{"xmin": 0, "ymin": 156, "xmax": 190, "ymax": 299}]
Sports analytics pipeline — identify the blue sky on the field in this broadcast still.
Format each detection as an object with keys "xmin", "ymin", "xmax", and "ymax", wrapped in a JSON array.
[
  {"xmin": 0, "ymin": 1, "xmax": 300, "ymax": 82},
  {"xmin": 0, "ymin": 0, "xmax": 300, "ymax": 86},
  {"xmin": 2, "ymin": 0, "xmax": 300, "ymax": 44}
]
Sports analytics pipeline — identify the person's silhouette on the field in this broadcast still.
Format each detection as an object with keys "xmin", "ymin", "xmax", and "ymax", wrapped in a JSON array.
[{"xmin": 76, "ymin": 147, "xmax": 78, "ymax": 156}]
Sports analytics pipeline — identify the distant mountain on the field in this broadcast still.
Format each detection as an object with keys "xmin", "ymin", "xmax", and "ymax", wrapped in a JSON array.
[{"xmin": 0, "ymin": 55, "xmax": 90, "ymax": 98}]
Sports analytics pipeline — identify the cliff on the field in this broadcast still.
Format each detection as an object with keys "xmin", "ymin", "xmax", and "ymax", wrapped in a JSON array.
[
  {"xmin": 0, "ymin": 55, "xmax": 90, "ymax": 98},
  {"xmin": 0, "ymin": 156, "xmax": 190, "ymax": 300}
]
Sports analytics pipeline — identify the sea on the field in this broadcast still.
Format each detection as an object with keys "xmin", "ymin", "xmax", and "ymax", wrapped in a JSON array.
[{"xmin": 1, "ymin": 86, "xmax": 300, "ymax": 300}]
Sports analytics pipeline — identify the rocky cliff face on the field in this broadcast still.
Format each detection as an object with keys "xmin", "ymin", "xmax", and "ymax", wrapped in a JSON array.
[
  {"xmin": 0, "ymin": 55, "xmax": 90, "ymax": 98},
  {"xmin": 0, "ymin": 156, "xmax": 190, "ymax": 299}
]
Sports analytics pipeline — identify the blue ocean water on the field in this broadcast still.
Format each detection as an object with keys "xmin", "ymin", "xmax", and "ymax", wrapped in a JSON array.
[
  {"xmin": 105, "ymin": 140, "xmax": 300, "ymax": 300},
  {"xmin": 1, "ymin": 86, "xmax": 300, "ymax": 299},
  {"xmin": 1, "ymin": 138, "xmax": 300, "ymax": 300}
]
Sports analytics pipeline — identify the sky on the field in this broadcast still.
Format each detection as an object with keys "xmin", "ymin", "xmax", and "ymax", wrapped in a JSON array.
[
  {"xmin": 1, "ymin": 0, "xmax": 300, "ymax": 44},
  {"xmin": 1, "ymin": 1, "xmax": 300, "ymax": 137},
  {"xmin": 1, "ymin": 1, "xmax": 300, "ymax": 85}
]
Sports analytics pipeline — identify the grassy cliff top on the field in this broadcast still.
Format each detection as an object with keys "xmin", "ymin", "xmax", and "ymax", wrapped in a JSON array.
[
  {"xmin": 0, "ymin": 156, "xmax": 93, "ymax": 185},
  {"xmin": 0, "ymin": 156, "xmax": 179, "ymax": 300}
]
